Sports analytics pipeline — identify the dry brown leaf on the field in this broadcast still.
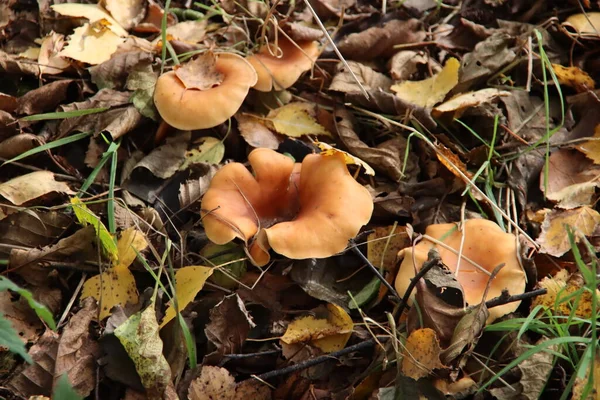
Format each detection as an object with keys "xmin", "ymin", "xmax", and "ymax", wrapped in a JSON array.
[
  {"xmin": 234, "ymin": 380, "xmax": 272, "ymax": 400},
  {"xmin": 401, "ymin": 328, "xmax": 444, "ymax": 380},
  {"xmin": 391, "ymin": 58, "xmax": 460, "ymax": 109},
  {"xmin": 337, "ymin": 19, "xmax": 426, "ymax": 60},
  {"xmin": 89, "ymin": 51, "xmax": 153, "ymax": 90},
  {"xmin": 576, "ymin": 124, "xmax": 600, "ymax": 164},
  {"xmin": 16, "ymin": 79, "xmax": 74, "ymax": 115},
  {"xmin": 103, "ymin": 0, "xmax": 146, "ymax": 30},
  {"xmin": 551, "ymin": 64, "xmax": 595, "ymax": 93},
  {"xmin": 132, "ymin": 131, "xmax": 191, "ymax": 179},
  {"xmin": 541, "ymin": 149, "xmax": 600, "ymax": 209},
  {"xmin": 163, "ymin": 20, "xmax": 207, "ymax": 43},
  {"xmin": 537, "ymin": 206, "xmax": 600, "ymax": 257},
  {"xmin": 38, "ymin": 32, "xmax": 70, "ymax": 75},
  {"xmin": 432, "ymin": 88, "xmax": 511, "ymax": 118},
  {"xmin": 236, "ymin": 113, "xmax": 280, "ymax": 149},
  {"xmin": 175, "ymin": 52, "xmax": 224, "ymax": 91},
  {"xmin": 0, "ymin": 171, "xmax": 74, "ymax": 206},
  {"xmin": 188, "ymin": 366, "xmax": 236, "ymax": 400},
  {"xmin": 329, "ymin": 61, "xmax": 392, "ymax": 93},
  {"xmin": 565, "ymin": 12, "xmax": 600, "ymax": 35},
  {"xmin": 388, "ymin": 50, "xmax": 438, "ymax": 81}
]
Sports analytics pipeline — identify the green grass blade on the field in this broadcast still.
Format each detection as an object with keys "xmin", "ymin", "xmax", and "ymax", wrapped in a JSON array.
[
  {"xmin": 20, "ymin": 107, "xmax": 109, "ymax": 122},
  {"xmin": 2, "ymin": 131, "xmax": 92, "ymax": 166}
]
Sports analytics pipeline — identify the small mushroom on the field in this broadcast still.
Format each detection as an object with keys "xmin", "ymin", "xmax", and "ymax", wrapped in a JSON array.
[
  {"xmin": 394, "ymin": 219, "xmax": 526, "ymax": 323},
  {"xmin": 246, "ymin": 37, "xmax": 319, "ymax": 92},
  {"xmin": 201, "ymin": 148, "xmax": 373, "ymax": 266},
  {"xmin": 153, "ymin": 52, "xmax": 257, "ymax": 130}
]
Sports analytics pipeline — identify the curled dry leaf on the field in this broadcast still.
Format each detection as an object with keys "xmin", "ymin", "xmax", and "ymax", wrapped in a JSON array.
[
  {"xmin": 16, "ymin": 79, "xmax": 75, "ymax": 116},
  {"xmin": 0, "ymin": 171, "xmax": 74, "ymax": 206},
  {"xmin": 391, "ymin": 58, "xmax": 460, "ymax": 109},
  {"xmin": 337, "ymin": 19, "xmax": 426, "ymax": 60},
  {"xmin": 432, "ymin": 88, "xmax": 511, "ymax": 119},
  {"xmin": 388, "ymin": 50, "xmax": 438, "ymax": 81},
  {"xmin": 329, "ymin": 61, "xmax": 392, "ymax": 93},
  {"xmin": 564, "ymin": 12, "xmax": 600, "ymax": 35},
  {"xmin": 315, "ymin": 142, "xmax": 375, "ymax": 176},
  {"xmin": 175, "ymin": 52, "xmax": 224, "ymax": 91},
  {"xmin": 551, "ymin": 64, "xmax": 595, "ymax": 93},
  {"xmin": 576, "ymin": 124, "xmax": 600, "ymax": 164},
  {"xmin": 281, "ymin": 303, "xmax": 353, "ymax": 353},
  {"xmin": 401, "ymin": 328, "xmax": 444, "ymax": 380},
  {"xmin": 38, "ymin": 32, "xmax": 70, "ymax": 75},
  {"xmin": 537, "ymin": 206, "xmax": 600, "ymax": 257},
  {"xmin": 89, "ymin": 51, "xmax": 154, "ymax": 90}
]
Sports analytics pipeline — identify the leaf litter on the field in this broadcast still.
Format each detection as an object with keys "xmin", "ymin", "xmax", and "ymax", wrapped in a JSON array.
[{"xmin": 1, "ymin": 0, "xmax": 600, "ymax": 399}]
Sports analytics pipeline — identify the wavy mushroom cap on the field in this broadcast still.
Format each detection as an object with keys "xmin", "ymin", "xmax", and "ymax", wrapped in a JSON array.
[
  {"xmin": 153, "ymin": 53, "xmax": 257, "ymax": 130},
  {"xmin": 394, "ymin": 219, "xmax": 526, "ymax": 323},
  {"xmin": 200, "ymin": 148, "xmax": 373, "ymax": 266},
  {"xmin": 246, "ymin": 38, "xmax": 320, "ymax": 92}
]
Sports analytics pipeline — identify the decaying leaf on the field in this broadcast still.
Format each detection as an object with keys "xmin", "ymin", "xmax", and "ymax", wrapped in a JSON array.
[
  {"xmin": 391, "ymin": 58, "xmax": 460, "ymax": 109},
  {"xmin": 175, "ymin": 52, "xmax": 224, "ymax": 91},
  {"xmin": 51, "ymin": 3, "xmax": 128, "ymax": 36},
  {"xmin": 565, "ymin": 12, "xmax": 600, "ymax": 35},
  {"xmin": 180, "ymin": 137, "xmax": 224, "ymax": 170},
  {"xmin": 575, "ymin": 123, "xmax": 600, "ymax": 164},
  {"xmin": 266, "ymin": 103, "xmax": 332, "ymax": 138},
  {"xmin": 367, "ymin": 225, "xmax": 409, "ymax": 271},
  {"xmin": 0, "ymin": 171, "xmax": 74, "ymax": 205},
  {"xmin": 114, "ymin": 305, "xmax": 174, "ymax": 398},
  {"xmin": 329, "ymin": 61, "xmax": 392, "ymax": 93},
  {"xmin": 236, "ymin": 113, "xmax": 280, "ymax": 149},
  {"xmin": 537, "ymin": 206, "xmax": 600, "ymax": 257},
  {"xmin": 281, "ymin": 303, "xmax": 353, "ymax": 353},
  {"xmin": 388, "ymin": 50, "xmax": 437, "ymax": 81},
  {"xmin": 401, "ymin": 328, "xmax": 444, "ymax": 380},
  {"xmin": 532, "ymin": 270, "xmax": 600, "ymax": 318},
  {"xmin": 188, "ymin": 366, "xmax": 236, "ymax": 400},
  {"xmin": 160, "ymin": 266, "xmax": 213, "ymax": 327},
  {"xmin": 104, "ymin": 0, "xmax": 146, "ymax": 31},
  {"xmin": 38, "ymin": 32, "xmax": 70, "ymax": 75},
  {"xmin": 572, "ymin": 350, "xmax": 600, "ymax": 400},
  {"xmin": 551, "ymin": 64, "xmax": 595, "ymax": 93},
  {"xmin": 315, "ymin": 142, "xmax": 375, "ymax": 176},
  {"xmin": 433, "ymin": 88, "xmax": 511, "ymax": 118},
  {"xmin": 60, "ymin": 23, "xmax": 126, "ymax": 65}
]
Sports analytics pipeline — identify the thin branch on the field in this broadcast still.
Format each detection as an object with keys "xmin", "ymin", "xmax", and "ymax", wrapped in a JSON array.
[{"xmin": 349, "ymin": 239, "xmax": 401, "ymax": 300}]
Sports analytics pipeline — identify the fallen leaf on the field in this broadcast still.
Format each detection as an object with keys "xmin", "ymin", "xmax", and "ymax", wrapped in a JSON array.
[
  {"xmin": 575, "ymin": 123, "xmax": 600, "ymax": 164},
  {"xmin": 267, "ymin": 102, "xmax": 332, "ymax": 138},
  {"xmin": 51, "ymin": 3, "xmax": 128, "ymax": 36},
  {"xmin": 175, "ymin": 52, "xmax": 224, "ymax": 91},
  {"xmin": 162, "ymin": 20, "xmax": 207, "ymax": 43},
  {"xmin": 180, "ymin": 136, "xmax": 225, "ymax": 170},
  {"xmin": 16, "ymin": 79, "xmax": 75, "ymax": 116},
  {"xmin": 188, "ymin": 366, "xmax": 236, "ymax": 400},
  {"xmin": 38, "ymin": 32, "xmax": 70, "ymax": 75},
  {"xmin": 367, "ymin": 225, "xmax": 409, "ymax": 271},
  {"xmin": 388, "ymin": 50, "xmax": 436, "ymax": 81},
  {"xmin": 161, "ymin": 266, "xmax": 213, "ymax": 327},
  {"xmin": 572, "ymin": 349, "xmax": 600, "ymax": 400},
  {"xmin": 60, "ymin": 23, "xmax": 126, "ymax": 65},
  {"xmin": 178, "ymin": 163, "xmax": 219, "ymax": 209},
  {"xmin": 126, "ymin": 61, "xmax": 159, "ymax": 120},
  {"xmin": 432, "ymin": 88, "xmax": 511, "ymax": 118},
  {"xmin": 401, "ymin": 328, "xmax": 444, "ymax": 380},
  {"xmin": 236, "ymin": 113, "xmax": 280, "ymax": 149},
  {"xmin": 204, "ymin": 294, "xmax": 255, "ymax": 363},
  {"xmin": 114, "ymin": 305, "xmax": 174, "ymax": 398},
  {"xmin": 551, "ymin": 64, "xmax": 595, "ymax": 93},
  {"xmin": 537, "ymin": 206, "xmax": 600, "ymax": 257},
  {"xmin": 565, "ymin": 12, "xmax": 600, "ymax": 35},
  {"xmin": 337, "ymin": 19, "xmax": 426, "ymax": 60},
  {"xmin": 391, "ymin": 58, "xmax": 460, "ymax": 109},
  {"xmin": 0, "ymin": 171, "xmax": 74, "ymax": 206},
  {"xmin": 115, "ymin": 227, "xmax": 148, "ymax": 269},
  {"xmin": 315, "ymin": 142, "xmax": 375, "ymax": 176},
  {"xmin": 234, "ymin": 380, "xmax": 272, "ymax": 400},
  {"xmin": 104, "ymin": 0, "xmax": 146, "ymax": 30},
  {"xmin": 281, "ymin": 303, "xmax": 353, "ymax": 353},
  {"xmin": 532, "ymin": 270, "xmax": 600, "ymax": 318},
  {"xmin": 71, "ymin": 197, "xmax": 118, "ymax": 263},
  {"xmin": 200, "ymin": 242, "xmax": 246, "ymax": 289},
  {"xmin": 89, "ymin": 51, "xmax": 154, "ymax": 90},
  {"xmin": 133, "ymin": 130, "xmax": 191, "ymax": 179},
  {"xmin": 329, "ymin": 61, "xmax": 392, "ymax": 93}
]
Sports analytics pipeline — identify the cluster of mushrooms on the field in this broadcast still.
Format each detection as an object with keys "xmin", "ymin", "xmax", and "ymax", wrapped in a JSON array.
[{"xmin": 153, "ymin": 38, "xmax": 526, "ymax": 324}]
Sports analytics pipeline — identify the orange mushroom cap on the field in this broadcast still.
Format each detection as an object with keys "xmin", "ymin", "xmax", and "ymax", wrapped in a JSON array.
[
  {"xmin": 153, "ymin": 52, "xmax": 257, "ymax": 130},
  {"xmin": 394, "ymin": 219, "xmax": 526, "ymax": 323},
  {"xmin": 200, "ymin": 148, "xmax": 373, "ymax": 266},
  {"xmin": 246, "ymin": 37, "xmax": 320, "ymax": 92}
]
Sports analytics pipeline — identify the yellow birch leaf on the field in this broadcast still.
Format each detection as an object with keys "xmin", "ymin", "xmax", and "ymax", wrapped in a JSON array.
[
  {"xmin": 551, "ymin": 64, "xmax": 595, "ymax": 93},
  {"xmin": 161, "ymin": 266, "xmax": 213, "ymax": 328},
  {"xmin": 116, "ymin": 227, "xmax": 148, "ymax": 270},
  {"xmin": 281, "ymin": 303, "xmax": 353, "ymax": 353},
  {"xmin": 391, "ymin": 58, "xmax": 460, "ymax": 108},
  {"xmin": 267, "ymin": 103, "xmax": 332, "ymax": 138},
  {"xmin": 402, "ymin": 328, "xmax": 444, "ymax": 380},
  {"xmin": 576, "ymin": 124, "xmax": 600, "ymax": 164},
  {"xmin": 537, "ymin": 206, "xmax": 600, "ymax": 257},
  {"xmin": 60, "ymin": 23, "xmax": 125, "ymax": 65},
  {"xmin": 367, "ymin": 225, "xmax": 409, "ymax": 271},
  {"xmin": 315, "ymin": 142, "xmax": 375, "ymax": 176},
  {"xmin": 81, "ymin": 267, "xmax": 138, "ymax": 320},
  {"xmin": 51, "ymin": 3, "xmax": 128, "ymax": 36}
]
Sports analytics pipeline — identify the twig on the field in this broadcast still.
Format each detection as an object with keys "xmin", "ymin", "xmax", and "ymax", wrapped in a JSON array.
[
  {"xmin": 223, "ymin": 349, "xmax": 281, "ymax": 360},
  {"xmin": 349, "ymin": 240, "xmax": 401, "ymax": 300},
  {"xmin": 254, "ymin": 336, "xmax": 387, "ymax": 381},
  {"xmin": 485, "ymin": 288, "xmax": 547, "ymax": 309}
]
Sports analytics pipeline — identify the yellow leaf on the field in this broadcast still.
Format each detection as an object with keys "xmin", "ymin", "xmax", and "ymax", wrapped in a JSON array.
[
  {"xmin": 433, "ymin": 88, "xmax": 511, "ymax": 118},
  {"xmin": 532, "ymin": 270, "xmax": 600, "ymax": 318},
  {"xmin": 81, "ymin": 267, "xmax": 138, "ymax": 320},
  {"xmin": 391, "ymin": 58, "xmax": 460, "ymax": 108},
  {"xmin": 60, "ymin": 23, "xmax": 125, "ymax": 65},
  {"xmin": 116, "ymin": 227, "xmax": 148, "ymax": 270},
  {"xmin": 576, "ymin": 124, "xmax": 600, "ymax": 164},
  {"xmin": 281, "ymin": 303, "xmax": 353, "ymax": 353},
  {"xmin": 180, "ymin": 136, "xmax": 225, "ymax": 170},
  {"xmin": 267, "ymin": 103, "xmax": 332, "ymax": 138},
  {"xmin": 537, "ymin": 206, "xmax": 600, "ymax": 257},
  {"xmin": 572, "ymin": 350, "xmax": 600, "ymax": 400},
  {"xmin": 161, "ymin": 266, "xmax": 213, "ymax": 328},
  {"xmin": 551, "ymin": 64, "xmax": 595, "ymax": 93},
  {"xmin": 565, "ymin": 12, "xmax": 600, "ymax": 35},
  {"xmin": 315, "ymin": 142, "xmax": 375, "ymax": 176},
  {"xmin": 402, "ymin": 328, "xmax": 444, "ymax": 380},
  {"xmin": 51, "ymin": 3, "xmax": 128, "ymax": 36},
  {"xmin": 367, "ymin": 225, "xmax": 409, "ymax": 270}
]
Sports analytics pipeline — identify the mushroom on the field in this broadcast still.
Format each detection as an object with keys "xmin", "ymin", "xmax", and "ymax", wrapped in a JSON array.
[
  {"xmin": 394, "ymin": 219, "xmax": 526, "ymax": 323},
  {"xmin": 246, "ymin": 37, "xmax": 319, "ymax": 92},
  {"xmin": 201, "ymin": 148, "xmax": 373, "ymax": 266},
  {"xmin": 153, "ymin": 52, "xmax": 257, "ymax": 130}
]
